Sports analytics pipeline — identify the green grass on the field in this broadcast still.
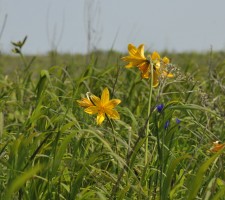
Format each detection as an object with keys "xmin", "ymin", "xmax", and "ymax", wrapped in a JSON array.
[{"xmin": 0, "ymin": 41, "xmax": 225, "ymax": 200}]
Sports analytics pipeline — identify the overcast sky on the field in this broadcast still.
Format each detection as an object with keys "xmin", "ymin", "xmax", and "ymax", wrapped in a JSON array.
[{"xmin": 1, "ymin": 0, "xmax": 225, "ymax": 54}]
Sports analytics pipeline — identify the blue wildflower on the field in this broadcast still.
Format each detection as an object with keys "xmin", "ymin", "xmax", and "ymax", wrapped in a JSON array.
[
  {"xmin": 176, "ymin": 118, "xmax": 181, "ymax": 124},
  {"xmin": 176, "ymin": 118, "xmax": 181, "ymax": 129},
  {"xmin": 164, "ymin": 120, "xmax": 170, "ymax": 129},
  {"xmin": 156, "ymin": 104, "xmax": 164, "ymax": 113}
]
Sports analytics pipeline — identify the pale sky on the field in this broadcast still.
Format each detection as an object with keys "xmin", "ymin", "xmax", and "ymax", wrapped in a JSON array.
[{"xmin": 0, "ymin": 0, "xmax": 225, "ymax": 54}]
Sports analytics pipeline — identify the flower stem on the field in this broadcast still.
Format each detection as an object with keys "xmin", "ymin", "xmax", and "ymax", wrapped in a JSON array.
[{"xmin": 145, "ymin": 61, "xmax": 153, "ymax": 166}]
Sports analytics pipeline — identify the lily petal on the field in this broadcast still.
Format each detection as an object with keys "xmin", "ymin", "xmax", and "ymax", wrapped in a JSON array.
[
  {"xmin": 210, "ymin": 142, "xmax": 225, "ymax": 152},
  {"xmin": 128, "ymin": 44, "xmax": 137, "ymax": 56},
  {"xmin": 153, "ymin": 70, "xmax": 160, "ymax": 87},
  {"xmin": 105, "ymin": 108, "xmax": 120, "ymax": 119},
  {"xmin": 77, "ymin": 98, "xmax": 93, "ymax": 108},
  {"xmin": 84, "ymin": 106, "xmax": 98, "ymax": 115},
  {"xmin": 125, "ymin": 63, "xmax": 134, "ymax": 68},
  {"xmin": 151, "ymin": 51, "xmax": 160, "ymax": 60},
  {"xmin": 90, "ymin": 95, "xmax": 101, "ymax": 106},
  {"xmin": 137, "ymin": 44, "xmax": 145, "ymax": 58},
  {"xmin": 162, "ymin": 71, "xmax": 174, "ymax": 78},
  {"xmin": 101, "ymin": 88, "xmax": 110, "ymax": 105},
  {"xmin": 153, "ymin": 78, "xmax": 159, "ymax": 87},
  {"xmin": 167, "ymin": 73, "xmax": 174, "ymax": 78},
  {"xmin": 138, "ymin": 62, "xmax": 150, "ymax": 79},
  {"xmin": 97, "ymin": 112, "xmax": 105, "ymax": 125},
  {"xmin": 121, "ymin": 56, "xmax": 146, "ymax": 66},
  {"xmin": 105, "ymin": 99, "xmax": 121, "ymax": 109},
  {"xmin": 163, "ymin": 57, "xmax": 170, "ymax": 64}
]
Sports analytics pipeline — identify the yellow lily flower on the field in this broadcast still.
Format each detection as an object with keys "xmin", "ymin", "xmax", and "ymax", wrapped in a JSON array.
[
  {"xmin": 121, "ymin": 44, "xmax": 149, "ymax": 68},
  {"xmin": 122, "ymin": 44, "xmax": 174, "ymax": 87},
  {"xmin": 138, "ymin": 51, "xmax": 173, "ymax": 87},
  {"xmin": 77, "ymin": 88, "xmax": 121, "ymax": 125}
]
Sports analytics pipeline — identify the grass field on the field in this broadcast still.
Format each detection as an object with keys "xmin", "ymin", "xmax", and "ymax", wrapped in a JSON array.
[{"xmin": 1, "ymin": 40, "xmax": 225, "ymax": 200}]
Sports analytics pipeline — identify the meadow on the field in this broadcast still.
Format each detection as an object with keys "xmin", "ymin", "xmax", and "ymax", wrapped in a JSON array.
[{"xmin": 1, "ymin": 39, "xmax": 225, "ymax": 200}]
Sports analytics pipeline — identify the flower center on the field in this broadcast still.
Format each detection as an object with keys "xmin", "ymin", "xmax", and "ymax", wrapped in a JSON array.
[{"xmin": 98, "ymin": 104, "xmax": 105, "ymax": 113}]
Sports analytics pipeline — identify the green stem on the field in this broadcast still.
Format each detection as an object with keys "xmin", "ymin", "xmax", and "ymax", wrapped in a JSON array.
[
  {"xmin": 160, "ymin": 128, "xmax": 165, "ymax": 199},
  {"xmin": 145, "ymin": 61, "xmax": 154, "ymax": 166},
  {"xmin": 19, "ymin": 51, "xmax": 27, "ymax": 69}
]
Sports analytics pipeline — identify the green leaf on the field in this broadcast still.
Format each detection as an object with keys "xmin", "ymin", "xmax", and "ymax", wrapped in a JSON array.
[
  {"xmin": 162, "ymin": 155, "xmax": 190, "ymax": 200},
  {"xmin": 4, "ymin": 164, "xmax": 43, "ymax": 199},
  {"xmin": 36, "ymin": 70, "xmax": 50, "ymax": 102},
  {"xmin": 211, "ymin": 186, "xmax": 225, "ymax": 200},
  {"xmin": 186, "ymin": 150, "xmax": 224, "ymax": 200},
  {"xmin": 0, "ymin": 112, "xmax": 4, "ymax": 138},
  {"xmin": 51, "ymin": 132, "xmax": 77, "ymax": 175},
  {"xmin": 169, "ymin": 104, "xmax": 220, "ymax": 118}
]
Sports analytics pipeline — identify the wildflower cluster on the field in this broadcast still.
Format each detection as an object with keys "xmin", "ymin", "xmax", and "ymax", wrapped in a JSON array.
[
  {"xmin": 121, "ymin": 44, "xmax": 174, "ymax": 87},
  {"xmin": 77, "ymin": 43, "xmax": 175, "ymax": 125},
  {"xmin": 156, "ymin": 103, "xmax": 181, "ymax": 130}
]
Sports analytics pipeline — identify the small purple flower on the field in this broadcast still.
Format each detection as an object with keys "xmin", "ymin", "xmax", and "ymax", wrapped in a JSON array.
[
  {"xmin": 176, "ymin": 118, "xmax": 181, "ymax": 124},
  {"xmin": 176, "ymin": 118, "xmax": 181, "ymax": 129},
  {"xmin": 156, "ymin": 104, "xmax": 164, "ymax": 113},
  {"xmin": 164, "ymin": 120, "xmax": 170, "ymax": 129}
]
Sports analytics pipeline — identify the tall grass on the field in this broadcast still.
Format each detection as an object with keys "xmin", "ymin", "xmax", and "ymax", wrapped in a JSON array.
[{"xmin": 0, "ymin": 40, "xmax": 225, "ymax": 199}]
